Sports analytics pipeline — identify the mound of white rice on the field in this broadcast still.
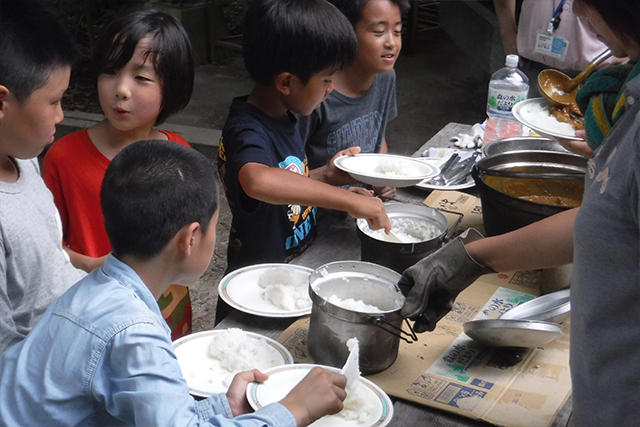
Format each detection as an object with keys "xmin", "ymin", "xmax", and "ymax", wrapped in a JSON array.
[
  {"xmin": 359, "ymin": 216, "xmax": 441, "ymax": 243},
  {"xmin": 373, "ymin": 158, "xmax": 423, "ymax": 177},
  {"xmin": 522, "ymin": 102, "xmax": 576, "ymax": 136},
  {"xmin": 327, "ymin": 295, "xmax": 384, "ymax": 313},
  {"xmin": 257, "ymin": 268, "xmax": 311, "ymax": 310}
]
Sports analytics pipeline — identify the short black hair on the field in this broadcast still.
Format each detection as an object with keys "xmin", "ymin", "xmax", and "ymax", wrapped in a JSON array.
[
  {"xmin": 327, "ymin": 0, "xmax": 410, "ymax": 27},
  {"xmin": 93, "ymin": 9, "xmax": 194, "ymax": 125},
  {"xmin": 574, "ymin": 0, "xmax": 640, "ymax": 48},
  {"xmin": 101, "ymin": 140, "xmax": 219, "ymax": 260},
  {"xmin": 0, "ymin": 0, "xmax": 78, "ymax": 102},
  {"xmin": 243, "ymin": 0, "xmax": 357, "ymax": 86}
]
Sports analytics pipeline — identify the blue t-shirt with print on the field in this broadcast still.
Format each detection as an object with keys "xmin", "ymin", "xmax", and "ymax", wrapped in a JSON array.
[{"xmin": 218, "ymin": 96, "xmax": 317, "ymax": 272}]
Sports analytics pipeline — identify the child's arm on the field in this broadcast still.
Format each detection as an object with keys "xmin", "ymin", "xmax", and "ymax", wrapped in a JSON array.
[
  {"xmin": 64, "ymin": 246, "xmax": 107, "ymax": 272},
  {"xmin": 239, "ymin": 163, "xmax": 391, "ymax": 231},
  {"xmin": 309, "ymin": 146, "xmax": 360, "ymax": 186}
]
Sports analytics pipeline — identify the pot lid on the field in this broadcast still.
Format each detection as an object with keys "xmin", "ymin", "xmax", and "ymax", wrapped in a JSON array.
[{"xmin": 500, "ymin": 288, "xmax": 570, "ymax": 323}]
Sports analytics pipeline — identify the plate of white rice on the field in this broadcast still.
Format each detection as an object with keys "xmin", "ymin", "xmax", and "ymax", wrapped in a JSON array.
[
  {"xmin": 173, "ymin": 328, "xmax": 293, "ymax": 397},
  {"xmin": 246, "ymin": 363, "xmax": 393, "ymax": 426},
  {"xmin": 512, "ymin": 98, "xmax": 585, "ymax": 141},
  {"xmin": 334, "ymin": 153, "xmax": 439, "ymax": 188},
  {"xmin": 218, "ymin": 263, "xmax": 314, "ymax": 317}
]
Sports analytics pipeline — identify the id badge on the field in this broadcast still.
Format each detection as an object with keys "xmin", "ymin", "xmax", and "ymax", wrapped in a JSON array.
[{"xmin": 534, "ymin": 31, "xmax": 569, "ymax": 60}]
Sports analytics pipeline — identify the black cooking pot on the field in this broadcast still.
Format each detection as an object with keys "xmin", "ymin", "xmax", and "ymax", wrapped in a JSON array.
[
  {"xmin": 356, "ymin": 201, "xmax": 453, "ymax": 273},
  {"xmin": 472, "ymin": 151, "xmax": 587, "ymax": 236}
]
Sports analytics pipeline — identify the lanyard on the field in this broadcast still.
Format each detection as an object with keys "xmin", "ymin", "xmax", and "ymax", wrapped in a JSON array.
[{"xmin": 547, "ymin": 0, "xmax": 566, "ymax": 34}]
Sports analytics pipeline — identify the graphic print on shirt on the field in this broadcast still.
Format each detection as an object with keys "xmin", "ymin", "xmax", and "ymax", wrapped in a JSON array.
[
  {"xmin": 278, "ymin": 156, "xmax": 317, "ymax": 250},
  {"xmin": 588, "ymin": 147, "xmax": 616, "ymax": 194},
  {"xmin": 326, "ymin": 111, "xmax": 382, "ymax": 157}
]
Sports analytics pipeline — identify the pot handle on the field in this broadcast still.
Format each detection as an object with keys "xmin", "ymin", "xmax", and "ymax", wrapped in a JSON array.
[
  {"xmin": 435, "ymin": 208, "xmax": 464, "ymax": 242},
  {"xmin": 371, "ymin": 316, "xmax": 418, "ymax": 344}
]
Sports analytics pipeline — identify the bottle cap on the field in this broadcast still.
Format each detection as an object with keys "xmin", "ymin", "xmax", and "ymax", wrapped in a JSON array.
[{"xmin": 506, "ymin": 54, "xmax": 519, "ymax": 67}]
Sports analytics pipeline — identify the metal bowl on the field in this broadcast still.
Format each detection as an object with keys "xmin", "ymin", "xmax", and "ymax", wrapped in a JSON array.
[
  {"xmin": 482, "ymin": 136, "xmax": 569, "ymax": 158},
  {"xmin": 464, "ymin": 319, "xmax": 564, "ymax": 348}
]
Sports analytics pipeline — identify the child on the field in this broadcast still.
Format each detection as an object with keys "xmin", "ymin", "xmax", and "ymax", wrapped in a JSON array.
[
  {"xmin": 0, "ymin": 140, "xmax": 347, "ymax": 426},
  {"xmin": 298, "ymin": 0, "xmax": 410, "ymax": 198},
  {"xmin": 42, "ymin": 9, "xmax": 195, "ymax": 340},
  {"xmin": 218, "ymin": 0, "xmax": 391, "ymax": 274},
  {"xmin": 0, "ymin": 0, "xmax": 85, "ymax": 354}
]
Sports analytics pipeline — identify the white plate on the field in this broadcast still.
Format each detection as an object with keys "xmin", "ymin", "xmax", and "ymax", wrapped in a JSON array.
[
  {"xmin": 512, "ymin": 98, "xmax": 585, "ymax": 141},
  {"xmin": 173, "ymin": 329, "xmax": 293, "ymax": 397},
  {"xmin": 334, "ymin": 153, "xmax": 439, "ymax": 188},
  {"xmin": 413, "ymin": 157, "xmax": 475, "ymax": 191},
  {"xmin": 247, "ymin": 364, "xmax": 393, "ymax": 426},
  {"xmin": 218, "ymin": 263, "xmax": 313, "ymax": 317}
]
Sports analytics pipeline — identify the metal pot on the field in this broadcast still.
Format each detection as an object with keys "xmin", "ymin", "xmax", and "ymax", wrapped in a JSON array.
[
  {"xmin": 481, "ymin": 136, "xmax": 568, "ymax": 157},
  {"xmin": 356, "ymin": 201, "xmax": 453, "ymax": 274},
  {"xmin": 307, "ymin": 261, "xmax": 416, "ymax": 374},
  {"xmin": 472, "ymin": 151, "xmax": 587, "ymax": 236}
]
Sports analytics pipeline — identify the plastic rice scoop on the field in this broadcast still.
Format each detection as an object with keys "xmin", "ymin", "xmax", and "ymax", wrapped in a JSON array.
[{"xmin": 340, "ymin": 337, "xmax": 360, "ymax": 392}]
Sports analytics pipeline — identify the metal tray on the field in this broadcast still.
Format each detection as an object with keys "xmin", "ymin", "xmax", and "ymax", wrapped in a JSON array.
[
  {"xmin": 463, "ymin": 319, "xmax": 564, "ymax": 348},
  {"xmin": 500, "ymin": 288, "xmax": 571, "ymax": 323}
]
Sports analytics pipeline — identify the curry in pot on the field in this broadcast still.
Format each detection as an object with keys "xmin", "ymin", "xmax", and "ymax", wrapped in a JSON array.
[{"xmin": 484, "ymin": 175, "xmax": 584, "ymax": 208}]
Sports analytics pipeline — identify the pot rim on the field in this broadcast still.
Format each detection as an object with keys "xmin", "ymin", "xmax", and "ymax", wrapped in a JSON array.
[{"xmin": 356, "ymin": 201, "xmax": 449, "ymax": 245}]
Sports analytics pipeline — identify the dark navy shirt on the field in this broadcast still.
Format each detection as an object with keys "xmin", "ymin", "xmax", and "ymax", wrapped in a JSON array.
[{"xmin": 218, "ymin": 96, "xmax": 317, "ymax": 271}]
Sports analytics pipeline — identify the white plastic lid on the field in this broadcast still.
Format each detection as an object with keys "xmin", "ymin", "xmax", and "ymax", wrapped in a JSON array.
[{"xmin": 506, "ymin": 54, "xmax": 519, "ymax": 67}]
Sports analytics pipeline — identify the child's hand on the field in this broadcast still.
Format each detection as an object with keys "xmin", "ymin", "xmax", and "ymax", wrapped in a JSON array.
[
  {"xmin": 348, "ymin": 194, "xmax": 391, "ymax": 233},
  {"xmin": 347, "ymin": 186, "xmax": 374, "ymax": 197},
  {"xmin": 323, "ymin": 146, "xmax": 362, "ymax": 185},
  {"xmin": 556, "ymin": 130, "xmax": 593, "ymax": 158},
  {"xmin": 373, "ymin": 185, "xmax": 396, "ymax": 200},
  {"xmin": 226, "ymin": 369, "xmax": 269, "ymax": 416},
  {"xmin": 279, "ymin": 367, "xmax": 347, "ymax": 426}
]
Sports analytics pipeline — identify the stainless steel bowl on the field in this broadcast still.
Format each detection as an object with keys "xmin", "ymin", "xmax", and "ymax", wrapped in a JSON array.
[
  {"xmin": 464, "ymin": 319, "xmax": 564, "ymax": 348},
  {"xmin": 482, "ymin": 136, "xmax": 569, "ymax": 158}
]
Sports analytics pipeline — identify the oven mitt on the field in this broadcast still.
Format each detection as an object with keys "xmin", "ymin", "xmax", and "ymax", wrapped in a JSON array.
[{"xmin": 399, "ymin": 228, "xmax": 494, "ymax": 333}]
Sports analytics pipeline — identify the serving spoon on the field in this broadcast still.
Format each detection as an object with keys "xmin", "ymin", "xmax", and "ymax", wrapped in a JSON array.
[{"xmin": 538, "ymin": 48, "xmax": 612, "ymax": 112}]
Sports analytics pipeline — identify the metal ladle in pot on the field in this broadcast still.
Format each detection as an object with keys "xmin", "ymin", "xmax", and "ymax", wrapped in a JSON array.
[{"xmin": 538, "ymin": 48, "xmax": 612, "ymax": 113}]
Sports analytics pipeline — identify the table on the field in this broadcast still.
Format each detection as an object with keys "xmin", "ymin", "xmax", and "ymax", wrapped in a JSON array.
[{"xmin": 216, "ymin": 123, "xmax": 571, "ymax": 426}]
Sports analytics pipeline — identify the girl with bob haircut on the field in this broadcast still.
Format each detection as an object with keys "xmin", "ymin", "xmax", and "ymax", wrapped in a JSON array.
[{"xmin": 42, "ymin": 9, "xmax": 196, "ymax": 340}]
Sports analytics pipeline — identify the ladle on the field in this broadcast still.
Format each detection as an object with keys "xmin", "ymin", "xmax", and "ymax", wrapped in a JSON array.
[{"xmin": 538, "ymin": 49, "xmax": 612, "ymax": 110}]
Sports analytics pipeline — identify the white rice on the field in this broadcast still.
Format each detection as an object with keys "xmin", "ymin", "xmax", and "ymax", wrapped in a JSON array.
[
  {"xmin": 207, "ymin": 329, "xmax": 279, "ymax": 373},
  {"xmin": 327, "ymin": 295, "xmax": 384, "ymax": 313},
  {"xmin": 257, "ymin": 268, "xmax": 311, "ymax": 310},
  {"xmin": 522, "ymin": 102, "xmax": 576, "ymax": 136},
  {"xmin": 359, "ymin": 216, "xmax": 441, "ymax": 243},
  {"xmin": 373, "ymin": 158, "xmax": 423, "ymax": 177},
  {"xmin": 337, "ymin": 382, "xmax": 377, "ymax": 422}
]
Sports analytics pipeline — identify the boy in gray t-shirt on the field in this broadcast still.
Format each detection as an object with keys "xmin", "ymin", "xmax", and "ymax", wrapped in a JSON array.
[
  {"xmin": 298, "ymin": 0, "xmax": 409, "ymax": 198},
  {"xmin": 0, "ymin": 0, "xmax": 85, "ymax": 353}
]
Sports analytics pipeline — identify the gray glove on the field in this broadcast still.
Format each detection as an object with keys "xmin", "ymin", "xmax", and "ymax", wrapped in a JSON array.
[{"xmin": 399, "ymin": 228, "xmax": 493, "ymax": 333}]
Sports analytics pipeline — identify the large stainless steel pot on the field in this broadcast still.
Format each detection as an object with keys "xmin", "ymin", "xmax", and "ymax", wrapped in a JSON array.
[
  {"xmin": 472, "ymin": 151, "xmax": 587, "ymax": 236},
  {"xmin": 356, "ymin": 201, "xmax": 451, "ymax": 273},
  {"xmin": 481, "ymin": 136, "xmax": 568, "ymax": 157},
  {"xmin": 307, "ymin": 261, "xmax": 415, "ymax": 374}
]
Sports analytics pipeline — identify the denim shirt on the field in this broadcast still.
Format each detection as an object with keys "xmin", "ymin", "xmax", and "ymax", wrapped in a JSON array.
[{"xmin": 0, "ymin": 255, "xmax": 296, "ymax": 427}]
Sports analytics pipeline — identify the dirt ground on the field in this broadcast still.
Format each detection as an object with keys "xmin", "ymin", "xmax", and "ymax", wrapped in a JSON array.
[{"xmin": 187, "ymin": 145, "xmax": 231, "ymax": 332}]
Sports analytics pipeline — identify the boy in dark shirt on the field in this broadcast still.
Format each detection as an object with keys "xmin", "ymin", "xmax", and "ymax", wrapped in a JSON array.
[{"xmin": 218, "ymin": 0, "xmax": 391, "ymax": 275}]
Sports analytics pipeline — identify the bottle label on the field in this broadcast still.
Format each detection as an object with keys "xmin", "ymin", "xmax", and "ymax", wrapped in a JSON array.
[{"xmin": 487, "ymin": 87, "xmax": 528, "ymax": 117}]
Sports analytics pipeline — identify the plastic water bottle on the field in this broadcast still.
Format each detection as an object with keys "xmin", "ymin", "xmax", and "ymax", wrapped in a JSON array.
[{"xmin": 485, "ymin": 54, "xmax": 529, "ymax": 143}]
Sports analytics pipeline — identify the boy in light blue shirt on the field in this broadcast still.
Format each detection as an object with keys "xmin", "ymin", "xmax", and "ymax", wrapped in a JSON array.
[{"xmin": 0, "ymin": 141, "xmax": 347, "ymax": 426}]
